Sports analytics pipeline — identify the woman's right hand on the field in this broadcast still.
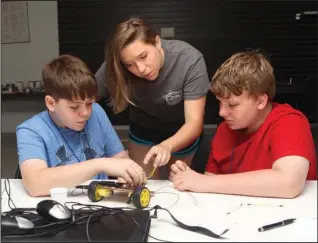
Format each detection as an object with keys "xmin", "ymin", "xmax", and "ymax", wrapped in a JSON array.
[{"xmin": 104, "ymin": 158, "xmax": 146, "ymax": 185}]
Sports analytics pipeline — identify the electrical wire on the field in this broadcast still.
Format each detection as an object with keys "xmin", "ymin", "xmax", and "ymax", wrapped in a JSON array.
[
  {"xmin": 3, "ymin": 178, "xmax": 16, "ymax": 210},
  {"xmin": 2, "ymin": 180, "xmax": 221, "ymax": 242},
  {"xmin": 226, "ymin": 202, "xmax": 284, "ymax": 216},
  {"xmin": 147, "ymin": 167, "xmax": 157, "ymax": 179},
  {"xmin": 151, "ymin": 185, "xmax": 198, "ymax": 208},
  {"xmin": 69, "ymin": 187, "xmax": 88, "ymax": 196}
]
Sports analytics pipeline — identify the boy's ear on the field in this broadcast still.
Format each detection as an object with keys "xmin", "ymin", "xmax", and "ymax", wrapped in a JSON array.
[
  {"xmin": 45, "ymin": 95, "xmax": 56, "ymax": 112},
  {"xmin": 256, "ymin": 94, "xmax": 268, "ymax": 110}
]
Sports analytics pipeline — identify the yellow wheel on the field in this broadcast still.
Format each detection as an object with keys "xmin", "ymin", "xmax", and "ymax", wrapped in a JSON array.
[
  {"xmin": 132, "ymin": 187, "xmax": 151, "ymax": 209},
  {"xmin": 88, "ymin": 181, "xmax": 113, "ymax": 202}
]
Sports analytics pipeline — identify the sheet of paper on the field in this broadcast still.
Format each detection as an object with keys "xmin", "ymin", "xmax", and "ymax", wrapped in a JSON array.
[{"xmin": 1, "ymin": 1, "xmax": 30, "ymax": 44}]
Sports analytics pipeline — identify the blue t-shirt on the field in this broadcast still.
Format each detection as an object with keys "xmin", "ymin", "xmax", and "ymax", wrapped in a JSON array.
[{"xmin": 16, "ymin": 103, "xmax": 124, "ymax": 180}]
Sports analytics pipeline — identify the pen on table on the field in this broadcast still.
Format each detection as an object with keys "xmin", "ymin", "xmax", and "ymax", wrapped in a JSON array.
[{"xmin": 258, "ymin": 218, "xmax": 296, "ymax": 232}]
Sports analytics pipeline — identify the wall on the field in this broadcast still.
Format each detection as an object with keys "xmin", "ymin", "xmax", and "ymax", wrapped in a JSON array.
[
  {"xmin": 57, "ymin": 0, "xmax": 318, "ymax": 125},
  {"xmin": 2, "ymin": 1, "xmax": 59, "ymax": 84},
  {"xmin": 2, "ymin": 1, "xmax": 59, "ymax": 133},
  {"xmin": 2, "ymin": 1, "xmax": 317, "ymax": 132}
]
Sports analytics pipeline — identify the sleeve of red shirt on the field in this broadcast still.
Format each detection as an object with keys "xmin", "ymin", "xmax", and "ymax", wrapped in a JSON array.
[
  {"xmin": 205, "ymin": 139, "xmax": 219, "ymax": 174},
  {"xmin": 270, "ymin": 113, "xmax": 316, "ymax": 179},
  {"xmin": 205, "ymin": 123, "xmax": 227, "ymax": 174}
]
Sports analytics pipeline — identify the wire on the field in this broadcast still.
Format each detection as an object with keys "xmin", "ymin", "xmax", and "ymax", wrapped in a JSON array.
[
  {"xmin": 1, "ymin": 181, "xmax": 108, "ymax": 239},
  {"xmin": 69, "ymin": 187, "xmax": 88, "ymax": 196},
  {"xmin": 1, "ymin": 180, "xmax": 206, "ymax": 242},
  {"xmin": 130, "ymin": 212, "xmax": 173, "ymax": 242},
  {"xmin": 151, "ymin": 185, "xmax": 198, "ymax": 208},
  {"xmin": 147, "ymin": 167, "xmax": 157, "ymax": 180},
  {"xmin": 2, "ymin": 198, "xmax": 224, "ymax": 242},
  {"xmin": 2, "ymin": 223, "xmax": 72, "ymax": 238},
  {"xmin": 63, "ymin": 202, "xmax": 173, "ymax": 242},
  {"xmin": 85, "ymin": 209, "xmax": 110, "ymax": 242},
  {"xmin": 154, "ymin": 191, "xmax": 180, "ymax": 209},
  {"xmin": 226, "ymin": 202, "xmax": 284, "ymax": 215},
  {"xmin": 33, "ymin": 220, "xmax": 71, "ymax": 229},
  {"xmin": 86, "ymin": 212, "xmax": 95, "ymax": 242},
  {"xmin": 1, "ymin": 187, "xmax": 6, "ymax": 199},
  {"xmin": 3, "ymin": 178, "xmax": 16, "ymax": 210},
  {"xmin": 2, "ymin": 203, "xmax": 112, "ymax": 239}
]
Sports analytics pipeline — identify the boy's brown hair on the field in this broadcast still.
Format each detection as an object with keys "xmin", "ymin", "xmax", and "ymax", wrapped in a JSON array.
[
  {"xmin": 211, "ymin": 50, "xmax": 276, "ymax": 100},
  {"xmin": 42, "ymin": 55, "xmax": 97, "ymax": 101}
]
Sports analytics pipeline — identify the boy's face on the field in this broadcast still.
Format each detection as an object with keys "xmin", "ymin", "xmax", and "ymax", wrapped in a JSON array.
[
  {"xmin": 217, "ymin": 91, "xmax": 266, "ymax": 131},
  {"xmin": 48, "ymin": 97, "xmax": 94, "ymax": 131}
]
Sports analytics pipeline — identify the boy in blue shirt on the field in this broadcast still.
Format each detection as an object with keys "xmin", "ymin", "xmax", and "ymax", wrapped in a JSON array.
[{"xmin": 16, "ymin": 55, "xmax": 146, "ymax": 197}]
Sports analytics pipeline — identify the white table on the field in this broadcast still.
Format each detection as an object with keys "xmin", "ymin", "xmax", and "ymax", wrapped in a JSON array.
[{"xmin": 1, "ymin": 179, "xmax": 317, "ymax": 242}]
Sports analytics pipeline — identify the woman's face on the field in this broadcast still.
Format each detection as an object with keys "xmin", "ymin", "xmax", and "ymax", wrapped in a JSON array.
[{"xmin": 120, "ymin": 36, "xmax": 163, "ymax": 81}]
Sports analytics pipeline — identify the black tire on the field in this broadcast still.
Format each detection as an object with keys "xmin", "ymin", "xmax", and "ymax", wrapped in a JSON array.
[
  {"xmin": 88, "ymin": 181, "xmax": 103, "ymax": 202},
  {"xmin": 132, "ymin": 187, "xmax": 151, "ymax": 209}
]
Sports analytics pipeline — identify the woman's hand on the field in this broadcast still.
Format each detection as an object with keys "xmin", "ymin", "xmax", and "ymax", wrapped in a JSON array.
[{"xmin": 143, "ymin": 143, "xmax": 172, "ymax": 167}]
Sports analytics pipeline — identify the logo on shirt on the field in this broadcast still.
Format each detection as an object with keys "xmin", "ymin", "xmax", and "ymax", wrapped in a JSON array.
[
  {"xmin": 162, "ymin": 90, "xmax": 183, "ymax": 106},
  {"xmin": 84, "ymin": 147, "xmax": 97, "ymax": 160},
  {"xmin": 55, "ymin": 135, "xmax": 97, "ymax": 166},
  {"xmin": 55, "ymin": 146, "xmax": 69, "ymax": 166}
]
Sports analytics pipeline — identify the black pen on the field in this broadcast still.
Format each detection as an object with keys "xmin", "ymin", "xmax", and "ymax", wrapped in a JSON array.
[{"xmin": 258, "ymin": 218, "xmax": 296, "ymax": 232}]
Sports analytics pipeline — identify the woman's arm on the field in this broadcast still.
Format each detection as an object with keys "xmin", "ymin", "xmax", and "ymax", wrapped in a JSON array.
[
  {"xmin": 161, "ymin": 96, "xmax": 206, "ymax": 152},
  {"xmin": 143, "ymin": 97, "xmax": 206, "ymax": 167}
]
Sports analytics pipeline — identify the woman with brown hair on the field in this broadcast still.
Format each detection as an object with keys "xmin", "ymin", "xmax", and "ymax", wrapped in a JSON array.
[{"xmin": 95, "ymin": 17, "xmax": 210, "ymax": 179}]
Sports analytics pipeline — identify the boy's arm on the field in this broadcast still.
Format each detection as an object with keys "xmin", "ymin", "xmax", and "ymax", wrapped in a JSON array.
[
  {"xmin": 20, "ymin": 157, "xmax": 120, "ymax": 197},
  {"xmin": 172, "ymin": 114, "xmax": 313, "ymax": 198},
  {"xmin": 173, "ymin": 156, "xmax": 309, "ymax": 198},
  {"xmin": 17, "ymin": 125, "xmax": 143, "ymax": 197},
  {"xmin": 193, "ymin": 156, "xmax": 309, "ymax": 198},
  {"xmin": 203, "ymin": 113, "xmax": 313, "ymax": 198},
  {"xmin": 16, "ymin": 125, "xmax": 100, "ymax": 195},
  {"xmin": 112, "ymin": 150, "xmax": 129, "ymax": 159}
]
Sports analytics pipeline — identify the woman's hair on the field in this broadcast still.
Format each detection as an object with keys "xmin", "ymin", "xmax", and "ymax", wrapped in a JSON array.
[
  {"xmin": 211, "ymin": 50, "xmax": 276, "ymax": 101},
  {"xmin": 105, "ymin": 17, "xmax": 157, "ymax": 113}
]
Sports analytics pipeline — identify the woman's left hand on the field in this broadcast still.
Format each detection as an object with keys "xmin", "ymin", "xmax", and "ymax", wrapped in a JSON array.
[{"xmin": 143, "ymin": 143, "xmax": 172, "ymax": 167}]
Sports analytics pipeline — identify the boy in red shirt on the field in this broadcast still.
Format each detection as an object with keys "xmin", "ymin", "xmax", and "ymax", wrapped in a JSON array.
[{"xmin": 169, "ymin": 51, "xmax": 316, "ymax": 198}]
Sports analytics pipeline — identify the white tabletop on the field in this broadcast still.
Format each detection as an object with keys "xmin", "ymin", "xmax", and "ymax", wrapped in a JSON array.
[{"xmin": 1, "ymin": 179, "xmax": 317, "ymax": 242}]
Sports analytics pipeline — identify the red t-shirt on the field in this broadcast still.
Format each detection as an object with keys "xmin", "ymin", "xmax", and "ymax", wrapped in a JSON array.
[{"xmin": 205, "ymin": 103, "xmax": 317, "ymax": 180}]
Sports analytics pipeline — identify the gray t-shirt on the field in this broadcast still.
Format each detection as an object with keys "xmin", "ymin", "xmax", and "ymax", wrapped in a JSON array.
[{"xmin": 95, "ymin": 39, "xmax": 210, "ymax": 132}]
